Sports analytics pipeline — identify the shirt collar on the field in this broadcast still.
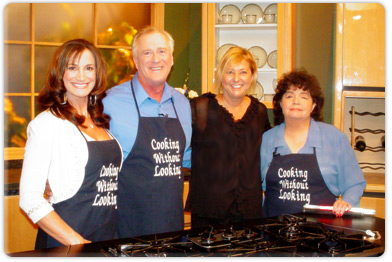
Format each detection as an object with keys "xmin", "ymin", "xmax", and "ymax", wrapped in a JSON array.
[
  {"xmin": 273, "ymin": 118, "xmax": 322, "ymax": 149},
  {"xmin": 273, "ymin": 123, "xmax": 286, "ymax": 148},
  {"xmin": 131, "ymin": 72, "xmax": 174, "ymax": 105},
  {"xmin": 307, "ymin": 118, "xmax": 322, "ymax": 148}
]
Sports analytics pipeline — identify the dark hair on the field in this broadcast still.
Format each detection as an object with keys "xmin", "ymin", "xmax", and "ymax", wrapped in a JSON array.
[
  {"xmin": 38, "ymin": 39, "xmax": 110, "ymax": 128},
  {"xmin": 273, "ymin": 69, "xmax": 324, "ymax": 126}
]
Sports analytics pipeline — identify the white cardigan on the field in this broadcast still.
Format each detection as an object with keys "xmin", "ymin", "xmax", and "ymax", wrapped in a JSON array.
[{"xmin": 19, "ymin": 110, "xmax": 123, "ymax": 224}]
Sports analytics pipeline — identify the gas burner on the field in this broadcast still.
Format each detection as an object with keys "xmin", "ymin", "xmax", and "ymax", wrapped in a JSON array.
[
  {"xmin": 200, "ymin": 226, "xmax": 217, "ymax": 245},
  {"xmin": 186, "ymin": 226, "xmax": 262, "ymax": 250},
  {"xmin": 299, "ymin": 230, "xmax": 380, "ymax": 257},
  {"xmin": 256, "ymin": 214, "xmax": 326, "ymax": 243},
  {"xmin": 221, "ymin": 226, "xmax": 237, "ymax": 240},
  {"xmin": 283, "ymin": 225, "xmax": 301, "ymax": 240},
  {"xmin": 318, "ymin": 231, "xmax": 347, "ymax": 254},
  {"xmin": 283, "ymin": 214, "xmax": 307, "ymax": 224},
  {"xmin": 110, "ymin": 235, "xmax": 195, "ymax": 257},
  {"xmin": 242, "ymin": 228, "xmax": 258, "ymax": 239}
]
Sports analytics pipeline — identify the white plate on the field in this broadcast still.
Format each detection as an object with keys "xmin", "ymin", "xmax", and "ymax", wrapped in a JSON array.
[
  {"xmin": 264, "ymin": 3, "xmax": 277, "ymax": 23},
  {"xmin": 241, "ymin": 4, "xmax": 264, "ymax": 24},
  {"xmin": 219, "ymin": 4, "xmax": 241, "ymax": 24},
  {"xmin": 216, "ymin": 43, "xmax": 237, "ymax": 63},
  {"xmin": 248, "ymin": 46, "xmax": 267, "ymax": 68},
  {"xmin": 250, "ymin": 81, "xmax": 264, "ymax": 101},
  {"xmin": 267, "ymin": 50, "xmax": 277, "ymax": 68},
  {"xmin": 264, "ymin": 3, "xmax": 277, "ymax": 15}
]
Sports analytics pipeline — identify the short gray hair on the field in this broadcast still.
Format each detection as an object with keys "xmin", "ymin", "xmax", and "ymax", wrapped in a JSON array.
[{"xmin": 132, "ymin": 26, "xmax": 174, "ymax": 58}]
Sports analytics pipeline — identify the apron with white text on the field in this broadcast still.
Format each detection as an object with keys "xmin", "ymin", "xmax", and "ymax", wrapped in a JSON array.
[
  {"xmin": 263, "ymin": 147, "xmax": 336, "ymax": 218},
  {"xmin": 116, "ymin": 82, "xmax": 186, "ymax": 238},
  {"xmin": 35, "ymin": 132, "xmax": 122, "ymax": 249}
]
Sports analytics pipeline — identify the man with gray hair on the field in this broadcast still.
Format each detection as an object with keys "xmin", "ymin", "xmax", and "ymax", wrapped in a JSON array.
[{"xmin": 103, "ymin": 26, "xmax": 192, "ymax": 238}]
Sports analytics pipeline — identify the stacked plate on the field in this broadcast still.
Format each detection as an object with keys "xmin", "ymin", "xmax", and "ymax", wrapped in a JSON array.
[
  {"xmin": 267, "ymin": 50, "xmax": 277, "ymax": 68},
  {"xmin": 248, "ymin": 46, "xmax": 267, "ymax": 68},
  {"xmin": 216, "ymin": 43, "xmax": 237, "ymax": 63},
  {"xmin": 218, "ymin": 4, "xmax": 241, "ymax": 24},
  {"xmin": 218, "ymin": 4, "xmax": 278, "ymax": 24},
  {"xmin": 252, "ymin": 81, "xmax": 264, "ymax": 101},
  {"xmin": 216, "ymin": 45, "xmax": 277, "ymax": 69},
  {"xmin": 241, "ymin": 4, "xmax": 264, "ymax": 24}
]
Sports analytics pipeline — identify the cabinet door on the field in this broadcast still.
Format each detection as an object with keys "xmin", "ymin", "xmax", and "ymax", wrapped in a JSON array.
[
  {"xmin": 360, "ymin": 196, "xmax": 385, "ymax": 219},
  {"xmin": 201, "ymin": 3, "xmax": 294, "ymax": 108},
  {"xmin": 333, "ymin": 3, "xmax": 385, "ymax": 128},
  {"xmin": 342, "ymin": 3, "xmax": 385, "ymax": 87}
]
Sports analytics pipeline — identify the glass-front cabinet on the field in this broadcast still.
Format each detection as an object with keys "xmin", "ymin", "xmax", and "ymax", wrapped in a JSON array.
[
  {"xmin": 201, "ymin": 3, "xmax": 295, "ymax": 108},
  {"xmin": 4, "ymin": 3, "xmax": 163, "ymax": 161}
]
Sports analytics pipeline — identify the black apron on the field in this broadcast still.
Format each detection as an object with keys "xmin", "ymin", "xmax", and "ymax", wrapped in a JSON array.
[
  {"xmin": 263, "ymin": 147, "xmax": 336, "ymax": 218},
  {"xmin": 35, "ymin": 130, "xmax": 122, "ymax": 249},
  {"xmin": 116, "ymin": 82, "xmax": 186, "ymax": 238}
]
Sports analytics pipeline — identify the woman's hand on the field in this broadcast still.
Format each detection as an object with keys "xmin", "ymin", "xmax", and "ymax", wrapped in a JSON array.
[
  {"xmin": 37, "ymin": 211, "xmax": 91, "ymax": 246},
  {"xmin": 332, "ymin": 199, "xmax": 352, "ymax": 217}
]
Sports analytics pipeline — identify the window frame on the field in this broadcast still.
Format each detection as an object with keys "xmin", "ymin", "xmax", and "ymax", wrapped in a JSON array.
[{"xmin": 4, "ymin": 3, "xmax": 164, "ymax": 160}]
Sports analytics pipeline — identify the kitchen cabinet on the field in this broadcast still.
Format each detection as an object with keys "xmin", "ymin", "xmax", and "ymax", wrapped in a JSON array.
[
  {"xmin": 333, "ymin": 3, "xmax": 385, "ymax": 219},
  {"xmin": 360, "ymin": 195, "xmax": 385, "ymax": 219},
  {"xmin": 183, "ymin": 180, "xmax": 191, "ymax": 229},
  {"xmin": 341, "ymin": 3, "xmax": 385, "ymax": 88},
  {"xmin": 333, "ymin": 3, "xmax": 385, "ymax": 129},
  {"xmin": 4, "ymin": 196, "xmax": 38, "ymax": 253},
  {"xmin": 201, "ymin": 3, "xmax": 295, "ymax": 108}
]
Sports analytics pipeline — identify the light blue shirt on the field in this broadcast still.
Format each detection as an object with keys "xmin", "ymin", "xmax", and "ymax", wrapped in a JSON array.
[
  {"xmin": 260, "ymin": 118, "xmax": 366, "ymax": 206},
  {"xmin": 103, "ymin": 72, "xmax": 192, "ymax": 168}
]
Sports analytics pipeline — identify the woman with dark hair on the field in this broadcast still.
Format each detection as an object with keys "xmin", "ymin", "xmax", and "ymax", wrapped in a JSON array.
[
  {"xmin": 19, "ymin": 39, "xmax": 123, "ymax": 249},
  {"xmin": 260, "ymin": 69, "xmax": 366, "ymax": 218}
]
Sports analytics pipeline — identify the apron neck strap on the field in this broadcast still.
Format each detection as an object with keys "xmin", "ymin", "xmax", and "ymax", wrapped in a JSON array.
[
  {"xmin": 130, "ymin": 81, "xmax": 141, "ymax": 117},
  {"xmin": 131, "ymin": 80, "xmax": 179, "ymax": 119}
]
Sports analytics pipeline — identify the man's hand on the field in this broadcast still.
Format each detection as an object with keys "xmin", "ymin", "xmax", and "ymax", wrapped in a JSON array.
[{"xmin": 44, "ymin": 179, "xmax": 53, "ymax": 201}]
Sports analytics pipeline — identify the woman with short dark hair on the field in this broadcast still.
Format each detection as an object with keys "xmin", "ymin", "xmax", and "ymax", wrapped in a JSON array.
[{"xmin": 261, "ymin": 69, "xmax": 366, "ymax": 218}]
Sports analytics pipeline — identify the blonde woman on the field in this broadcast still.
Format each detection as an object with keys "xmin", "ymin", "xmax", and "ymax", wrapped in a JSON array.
[{"xmin": 185, "ymin": 46, "xmax": 271, "ymax": 229}]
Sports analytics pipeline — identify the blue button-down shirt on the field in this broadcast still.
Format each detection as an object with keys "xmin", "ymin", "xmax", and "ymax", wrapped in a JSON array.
[
  {"xmin": 260, "ymin": 118, "xmax": 366, "ymax": 206},
  {"xmin": 103, "ymin": 72, "xmax": 192, "ymax": 168}
]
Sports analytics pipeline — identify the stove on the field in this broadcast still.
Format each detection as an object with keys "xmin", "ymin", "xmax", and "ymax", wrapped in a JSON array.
[{"xmin": 102, "ymin": 215, "xmax": 383, "ymax": 257}]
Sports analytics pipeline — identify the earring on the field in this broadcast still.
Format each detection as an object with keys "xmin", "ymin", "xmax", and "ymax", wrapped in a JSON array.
[
  {"xmin": 60, "ymin": 93, "xmax": 67, "ymax": 105},
  {"xmin": 89, "ymin": 95, "xmax": 97, "ymax": 106}
]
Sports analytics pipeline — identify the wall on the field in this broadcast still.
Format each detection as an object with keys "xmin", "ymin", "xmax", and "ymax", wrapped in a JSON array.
[
  {"xmin": 165, "ymin": 3, "xmax": 202, "ymax": 95},
  {"xmin": 296, "ymin": 4, "xmax": 335, "ymax": 124}
]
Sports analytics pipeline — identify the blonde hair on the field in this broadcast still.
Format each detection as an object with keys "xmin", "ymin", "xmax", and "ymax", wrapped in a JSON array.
[{"xmin": 214, "ymin": 46, "xmax": 258, "ymax": 94}]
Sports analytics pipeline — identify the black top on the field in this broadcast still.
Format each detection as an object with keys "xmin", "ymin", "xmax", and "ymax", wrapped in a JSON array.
[{"xmin": 185, "ymin": 93, "xmax": 271, "ymax": 219}]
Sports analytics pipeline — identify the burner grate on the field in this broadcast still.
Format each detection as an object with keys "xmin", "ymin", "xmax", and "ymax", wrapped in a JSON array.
[
  {"xmin": 111, "ymin": 235, "xmax": 199, "ymax": 257},
  {"xmin": 103, "ymin": 215, "xmax": 382, "ymax": 257}
]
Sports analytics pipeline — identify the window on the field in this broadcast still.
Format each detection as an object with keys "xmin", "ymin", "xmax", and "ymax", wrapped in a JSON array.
[{"xmin": 4, "ymin": 3, "xmax": 158, "ymax": 193}]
